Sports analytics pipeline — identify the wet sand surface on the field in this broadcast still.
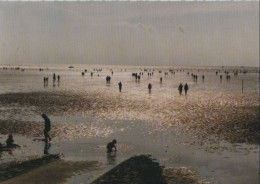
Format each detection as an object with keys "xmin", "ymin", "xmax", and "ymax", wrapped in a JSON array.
[
  {"xmin": 1, "ymin": 160, "xmax": 101, "ymax": 184},
  {"xmin": 0, "ymin": 66, "xmax": 259, "ymax": 183}
]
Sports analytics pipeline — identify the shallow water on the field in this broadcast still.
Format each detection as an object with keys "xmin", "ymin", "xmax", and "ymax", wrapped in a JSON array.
[
  {"xmin": 0, "ymin": 117, "xmax": 259, "ymax": 184},
  {"xmin": 0, "ymin": 64, "xmax": 259, "ymax": 183},
  {"xmin": 0, "ymin": 65, "xmax": 259, "ymax": 95}
]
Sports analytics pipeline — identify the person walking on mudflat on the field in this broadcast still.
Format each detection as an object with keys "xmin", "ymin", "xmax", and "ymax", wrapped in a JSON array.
[
  {"xmin": 184, "ymin": 83, "xmax": 189, "ymax": 95},
  {"xmin": 148, "ymin": 83, "xmax": 152, "ymax": 93},
  {"xmin": 178, "ymin": 83, "xmax": 183, "ymax": 95},
  {"xmin": 42, "ymin": 114, "xmax": 51, "ymax": 142},
  {"xmin": 118, "ymin": 82, "xmax": 122, "ymax": 92}
]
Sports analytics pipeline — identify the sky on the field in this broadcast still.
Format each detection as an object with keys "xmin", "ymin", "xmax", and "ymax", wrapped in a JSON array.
[{"xmin": 0, "ymin": 2, "xmax": 259, "ymax": 67}]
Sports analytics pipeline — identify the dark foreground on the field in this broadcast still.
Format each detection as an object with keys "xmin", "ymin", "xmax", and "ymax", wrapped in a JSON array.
[
  {"xmin": 0, "ymin": 155, "xmax": 60, "ymax": 182},
  {"xmin": 0, "ymin": 154, "xmax": 60, "ymax": 182},
  {"xmin": 92, "ymin": 155, "xmax": 205, "ymax": 184},
  {"xmin": 1, "ymin": 154, "xmax": 207, "ymax": 184}
]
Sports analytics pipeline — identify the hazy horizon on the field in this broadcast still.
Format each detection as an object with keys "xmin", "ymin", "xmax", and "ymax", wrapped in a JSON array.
[{"xmin": 0, "ymin": 2, "xmax": 259, "ymax": 67}]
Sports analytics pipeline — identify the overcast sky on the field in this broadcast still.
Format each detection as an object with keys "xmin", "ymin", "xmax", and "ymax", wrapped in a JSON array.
[{"xmin": 0, "ymin": 2, "xmax": 259, "ymax": 66}]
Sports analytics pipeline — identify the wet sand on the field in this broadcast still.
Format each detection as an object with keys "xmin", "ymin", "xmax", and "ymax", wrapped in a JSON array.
[
  {"xmin": 0, "ymin": 117, "xmax": 259, "ymax": 183},
  {"xmin": 1, "ymin": 159, "xmax": 101, "ymax": 184},
  {"xmin": 0, "ymin": 91, "xmax": 258, "ymax": 146},
  {"xmin": 0, "ymin": 66, "xmax": 259, "ymax": 183}
]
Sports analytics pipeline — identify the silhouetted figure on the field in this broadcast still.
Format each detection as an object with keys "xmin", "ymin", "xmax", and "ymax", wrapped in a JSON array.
[
  {"xmin": 178, "ymin": 83, "xmax": 183, "ymax": 95},
  {"xmin": 42, "ymin": 114, "xmax": 51, "ymax": 142},
  {"xmin": 118, "ymin": 82, "xmax": 122, "ymax": 92},
  {"xmin": 112, "ymin": 71, "xmax": 114, "ymax": 75},
  {"xmin": 91, "ymin": 72, "xmax": 93, "ymax": 77},
  {"xmin": 6, "ymin": 134, "xmax": 14, "ymax": 147},
  {"xmin": 53, "ymin": 73, "xmax": 56, "ymax": 81},
  {"xmin": 106, "ymin": 76, "xmax": 111, "ymax": 83},
  {"xmin": 44, "ymin": 77, "xmax": 49, "ymax": 87},
  {"xmin": 184, "ymin": 83, "xmax": 189, "ymax": 95},
  {"xmin": 160, "ymin": 77, "xmax": 162, "ymax": 83},
  {"xmin": 82, "ymin": 72, "xmax": 85, "ymax": 76},
  {"xmin": 148, "ymin": 83, "xmax": 152, "ymax": 93},
  {"xmin": 43, "ymin": 77, "xmax": 46, "ymax": 87},
  {"xmin": 57, "ymin": 75, "xmax": 60, "ymax": 82},
  {"xmin": 226, "ymin": 75, "xmax": 231, "ymax": 80},
  {"xmin": 0, "ymin": 142, "xmax": 3, "ymax": 152},
  {"xmin": 202, "ymin": 75, "xmax": 205, "ymax": 81},
  {"xmin": 107, "ymin": 139, "xmax": 117, "ymax": 153},
  {"xmin": 216, "ymin": 71, "xmax": 218, "ymax": 75}
]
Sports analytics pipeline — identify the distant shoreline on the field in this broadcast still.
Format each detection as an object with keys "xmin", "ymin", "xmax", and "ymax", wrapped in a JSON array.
[{"xmin": 0, "ymin": 64, "xmax": 259, "ymax": 72}]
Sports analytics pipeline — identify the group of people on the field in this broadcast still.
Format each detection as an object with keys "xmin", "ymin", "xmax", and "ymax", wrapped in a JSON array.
[
  {"xmin": 53, "ymin": 73, "xmax": 60, "ymax": 83},
  {"xmin": 132, "ymin": 73, "xmax": 141, "ymax": 81},
  {"xmin": 191, "ymin": 73, "xmax": 198, "ymax": 82},
  {"xmin": 106, "ymin": 76, "xmax": 111, "ymax": 83},
  {"xmin": 178, "ymin": 83, "xmax": 189, "ymax": 95},
  {"xmin": 43, "ymin": 73, "xmax": 60, "ymax": 87}
]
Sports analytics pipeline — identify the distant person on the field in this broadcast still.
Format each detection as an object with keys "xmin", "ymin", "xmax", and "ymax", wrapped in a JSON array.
[
  {"xmin": 148, "ymin": 83, "xmax": 152, "ymax": 93},
  {"xmin": 53, "ymin": 73, "xmax": 56, "ymax": 81},
  {"xmin": 178, "ymin": 83, "xmax": 183, "ymax": 95},
  {"xmin": 0, "ymin": 142, "xmax": 3, "ymax": 152},
  {"xmin": 57, "ymin": 75, "xmax": 60, "ymax": 82},
  {"xmin": 5, "ymin": 134, "xmax": 20, "ymax": 149},
  {"xmin": 184, "ymin": 83, "xmax": 189, "ymax": 95},
  {"xmin": 43, "ymin": 77, "xmax": 46, "ymax": 87},
  {"xmin": 202, "ymin": 75, "xmax": 205, "ymax": 81},
  {"xmin": 42, "ymin": 114, "xmax": 51, "ymax": 142},
  {"xmin": 118, "ymin": 82, "xmax": 122, "ymax": 92},
  {"xmin": 6, "ymin": 134, "xmax": 14, "ymax": 147},
  {"xmin": 160, "ymin": 77, "xmax": 162, "ymax": 83},
  {"xmin": 107, "ymin": 139, "xmax": 117, "ymax": 153}
]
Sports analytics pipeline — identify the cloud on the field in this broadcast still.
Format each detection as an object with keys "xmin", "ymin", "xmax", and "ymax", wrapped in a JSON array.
[{"xmin": 0, "ymin": 2, "xmax": 258, "ymax": 66}]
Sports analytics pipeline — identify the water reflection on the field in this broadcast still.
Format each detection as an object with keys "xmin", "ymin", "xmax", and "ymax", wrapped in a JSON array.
[
  {"xmin": 44, "ymin": 141, "xmax": 51, "ymax": 155},
  {"xmin": 107, "ymin": 152, "xmax": 117, "ymax": 165}
]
